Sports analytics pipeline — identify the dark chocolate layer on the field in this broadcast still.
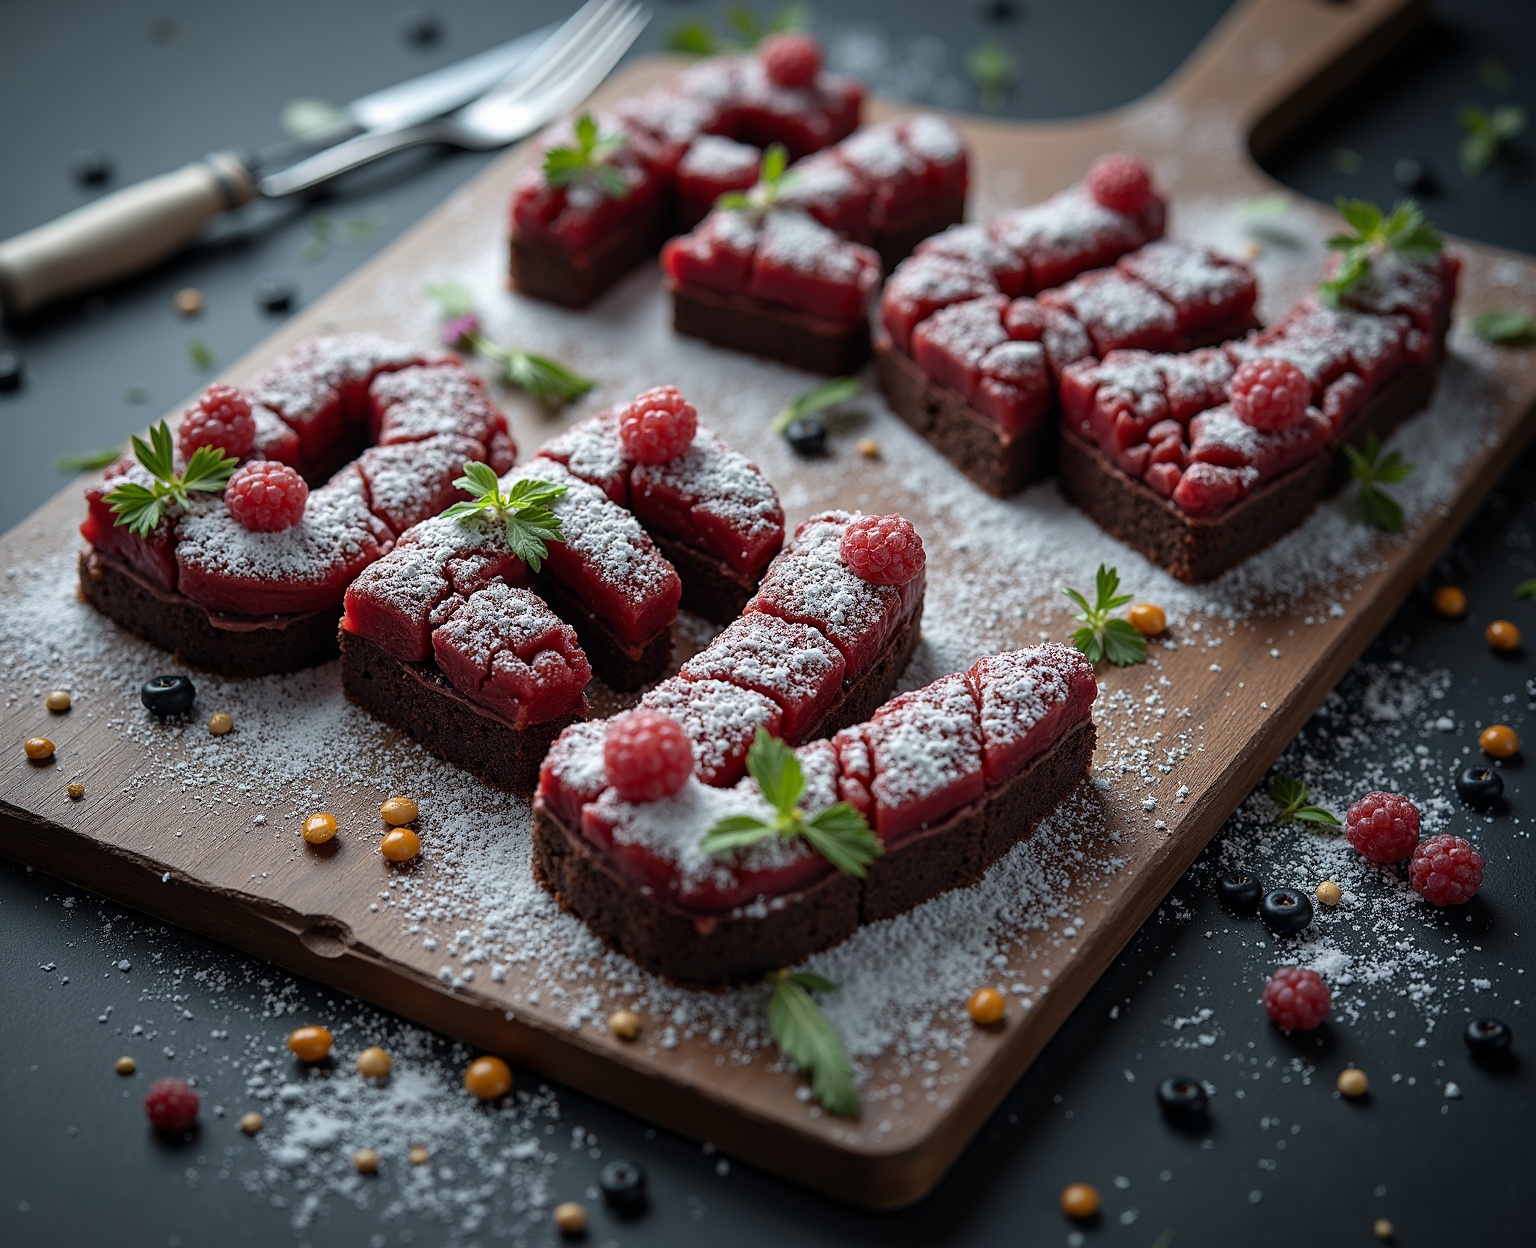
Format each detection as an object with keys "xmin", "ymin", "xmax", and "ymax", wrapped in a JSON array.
[{"xmin": 670, "ymin": 283, "xmax": 871, "ymax": 376}]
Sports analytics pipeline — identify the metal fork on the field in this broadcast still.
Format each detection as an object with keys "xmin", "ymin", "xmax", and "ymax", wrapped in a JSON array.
[{"xmin": 260, "ymin": 0, "xmax": 651, "ymax": 198}]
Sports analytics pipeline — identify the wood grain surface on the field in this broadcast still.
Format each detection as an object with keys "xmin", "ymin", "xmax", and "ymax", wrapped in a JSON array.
[{"xmin": 4, "ymin": 0, "xmax": 1535, "ymax": 1208}]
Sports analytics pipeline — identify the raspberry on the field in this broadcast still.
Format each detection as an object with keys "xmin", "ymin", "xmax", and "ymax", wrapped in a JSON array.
[
  {"xmin": 179, "ymin": 383, "xmax": 256, "ymax": 459},
  {"xmin": 1344, "ymin": 790, "xmax": 1421, "ymax": 863},
  {"xmin": 839, "ymin": 514, "xmax": 926, "ymax": 586},
  {"xmin": 1409, "ymin": 834, "xmax": 1484, "ymax": 906},
  {"xmin": 617, "ymin": 386, "xmax": 698, "ymax": 465},
  {"xmin": 604, "ymin": 709, "xmax": 693, "ymax": 803},
  {"xmin": 760, "ymin": 32, "xmax": 822, "ymax": 89},
  {"xmin": 224, "ymin": 460, "xmax": 309, "ymax": 532},
  {"xmin": 1229, "ymin": 358, "xmax": 1310, "ymax": 432},
  {"xmin": 143, "ymin": 1076, "xmax": 200, "ymax": 1132},
  {"xmin": 1086, "ymin": 153, "xmax": 1154, "ymax": 216},
  {"xmin": 1261, "ymin": 965, "xmax": 1330, "ymax": 1032}
]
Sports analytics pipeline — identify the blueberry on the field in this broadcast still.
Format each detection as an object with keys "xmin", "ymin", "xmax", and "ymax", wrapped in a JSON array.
[
  {"xmin": 1464, "ymin": 1017, "xmax": 1512, "ymax": 1056},
  {"xmin": 1156, "ymin": 1075, "xmax": 1209, "ymax": 1120},
  {"xmin": 784, "ymin": 416, "xmax": 827, "ymax": 457},
  {"xmin": 254, "ymin": 277, "xmax": 295, "ymax": 314},
  {"xmin": 401, "ymin": 11, "xmax": 443, "ymax": 46},
  {"xmin": 0, "ymin": 350, "xmax": 22, "ymax": 394},
  {"xmin": 141, "ymin": 674, "xmax": 196, "ymax": 718},
  {"xmin": 70, "ymin": 150, "xmax": 113, "ymax": 187},
  {"xmin": 599, "ymin": 1159, "xmax": 647, "ymax": 1213},
  {"xmin": 981, "ymin": 0, "xmax": 1019, "ymax": 20},
  {"xmin": 1455, "ymin": 764, "xmax": 1503, "ymax": 810},
  {"xmin": 1259, "ymin": 887, "xmax": 1313, "ymax": 935},
  {"xmin": 1393, "ymin": 157, "xmax": 1436, "ymax": 194},
  {"xmin": 1216, "ymin": 869, "xmax": 1263, "ymax": 913}
]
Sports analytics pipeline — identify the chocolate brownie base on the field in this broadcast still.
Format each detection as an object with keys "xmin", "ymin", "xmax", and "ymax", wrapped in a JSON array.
[
  {"xmin": 339, "ymin": 629, "xmax": 576, "ymax": 792},
  {"xmin": 670, "ymin": 283, "xmax": 871, "ymax": 376},
  {"xmin": 533, "ymin": 572, "xmax": 673, "ymax": 693},
  {"xmin": 78, "ymin": 549, "xmax": 341, "ymax": 676},
  {"xmin": 530, "ymin": 712, "xmax": 1094, "ymax": 988},
  {"xmin": 650, "ymin": 532, "xmax": 765, "ymax": 625},
  {"xmin": 871, "ymin": 193, "xmax": 968, "ymax": 272},
  {"xmin": 1057, "ymin": 431, "xmax": 1332, "ymax": 584},
  {"xmin": 509, "ymin": 208, "xmax": 668, "ymax": 310}
]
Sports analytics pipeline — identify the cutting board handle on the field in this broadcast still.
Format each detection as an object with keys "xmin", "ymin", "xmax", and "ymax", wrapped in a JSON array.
[{"xmin": 1153, "ymin": 0, "xmax": 1429, "ymax": 161}]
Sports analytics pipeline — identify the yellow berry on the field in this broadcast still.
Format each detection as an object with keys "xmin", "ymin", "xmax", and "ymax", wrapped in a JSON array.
[
  {"xmin": 207, "ymin": 711, "xmax": 233, "ymax": 736},
  {"xmin": 553, "ymin": 1201, "xmax": 588, "ymax": 1235},
  {"xmin": 25, "ymin": 737, "xmax": 56, "ymax": 760},
  {"xmin": 1060, "ymin": 1182, "xmax": 1099, "ymax": 1219},
  {"xmin": 381, "ymin": 827, "xmax": 421, "ymax": 862},
  {"xmin": 381, "ymin": 796, "xmax": 419, "ymax": 826},
  {"xmin": 287, "ymin": 1025, "xmax": 333, "ymax": 1063},
  {"xmin": 174, "ymin": 287, "xmax": 204, "ymax": 316},
  {"xmin": 857, "ymin": 437, "xmax": 880, "ymax": 459},
  {"xmin": 67, "ymin": 782, "xmax": 85, "ymax": 800},
  {"xmin": 409, "ymin": 1143, "xmax": 430, "ymax": 1166},
  {"xmin": 1374, "ymin": 1218, "xmax": 1395, "ymax": 1240},
  {"xmin": 239, "ymin": 1111, "xmax": 264, "ymax": 1134},
  {"xmin": 607, "ymin": 1009, "xmax": 641, "ymax": 1041},
  {"xmin": 1337, "ymin": 1067, "xmax": 1369, "ymax": 1098},
  {"xmin": 302, "ymin": 812, "xmax": 338, "ymax": 844},
  {"xmin": 464, "ymin": 1055, "xmax": 512, "ymax": 1100},
  {"xmin": 1480, "ymin": 724, "xmax": 1519, "ymax": 758},
  {"xmin": 1486, "ymin": 619, "xmax": 1521, "ymax": 652},
  {"xmin": 1315, "ymin": 880, "xmax": 1342, "ymax": 907},
  {"xmin": 45, "ymin": 690, "xmax": 72, "ymax": 712},
  {"xmin": 1430, "ymin": 585, "xmax": 1466, "ymax": 618},
  {"xmin": 1127, "ymin": 602, "xmax": 1166, "ymax": 636},
  {"xmin": 114, "ymin": 1055, "xmax": 136, "ymax": 1075},
  {"xmin": 354, "ymin": 1148, "xmax": 380, "ymax": 1174},
  {"xmin": 356, "ymin": 1046, "xmax": 391, "ymax": 1078},
  {"xmin": 1241, "ymin": 240, "xmax": 1262, "ymax": 259},
  {"xmin": 967, "ymin": 987, "xmax": 1005, "ymax": 1026}
]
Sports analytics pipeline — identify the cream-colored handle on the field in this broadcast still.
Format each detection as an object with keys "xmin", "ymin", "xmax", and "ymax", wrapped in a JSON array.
[{"xmin": 0, "ymin": 152, "xmax": 256, "ymax": 318}]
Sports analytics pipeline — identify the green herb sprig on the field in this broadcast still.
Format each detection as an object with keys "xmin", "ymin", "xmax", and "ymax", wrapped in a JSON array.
[
  {"xmin": 1470, "ymin": 309, "xmax": 1536, "ymax": 346},
  {"xmin": 102, "ymin": 421, "xmax": 238, "ymax": 537},
  {"xmin": 1063, "ymin": 565, "xmax": 1147, "ymax": 667},
  {"xmin": 1319, "ymin": 198, "xmax": 1441, "ymax": 308},
  {"xmin": 765, "ymin": 969, "xmax": 858, "ymax": 1116},
  {"xmin": 1268, "ymin": 774, "xmax": 1341, "ymax": 827},
  {"xmin": 701, "ymin": 729, "xmax": 883, "ymax": 877},
  {"xmin": 967, "ymin": 42, "xmax": 1018, "ymax": 111},
  {"xmin": 1344, "ymin": 434, "xmax": 1415, "ymax": 534},
  {"xmin": 663, "ymin": 3, "xmax": 807, "ymax": 54},
  {"xmin": 440, "ymin": 463, "xmax": 566, "ymax": 572},
  {"xmin": 543, "ymin": 114, "xmax": 629, "ymax": 199},
  {"xmin": 57, "ymin": 447, "xmax": 125, "ymax": 474},
  {"xmin": 426, "ymin": 282, "xmax": 595, "ymax": 409},
  {"xmin": 716, "ymin": 143, "xmax": 799, "ymax": 214},
  {"xmin": 769, "ymin": 376, "xmax": 862, "ymax": 435},
  {"xmin": 1458, "ymin": 103, "xmax": 1527, "ymax": 177},
  {"xmin": 1515, "ymin": 579, "xmax": 1536, "ymax": 600}
]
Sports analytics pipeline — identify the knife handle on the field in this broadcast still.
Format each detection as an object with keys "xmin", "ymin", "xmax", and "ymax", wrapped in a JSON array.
[{"xmin": 0, "ymin": 152, "xmax": 256, "ymax": 319}]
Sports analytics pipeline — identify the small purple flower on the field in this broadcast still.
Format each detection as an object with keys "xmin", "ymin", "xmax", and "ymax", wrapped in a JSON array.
[{"xmin": 443, "ymin": 313, "xmax": 481, "ymax": 351}]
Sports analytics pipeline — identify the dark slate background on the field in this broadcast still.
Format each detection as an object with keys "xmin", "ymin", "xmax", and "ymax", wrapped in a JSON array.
[{"xmin": 1, "ymin": 2, "xmax": 1532, "ymax": 1246}]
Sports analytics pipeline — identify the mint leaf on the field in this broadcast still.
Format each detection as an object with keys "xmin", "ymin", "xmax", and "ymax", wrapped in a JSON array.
[
  {"xmin": 1459, "ymin": 102, "xmax": 1527, "ymax": 177},
  {"xmin": 443, "ymin": 466, "xmax": 567, "ymax": 572},
  {"xmin": 715, "ymin": 142, "xmax": 800, "ymax": 213},
  {"xmin": 1063, "ymin": 564, "xmax": 1147, "ymax": 667},
  {"xmin": 766, "ymin": 970, "xmax": 858, "ymax": 1117},
  {"xmin": 505, "ymin": 349, "xmax": 595, "ymax": 408},
  {"xmin": 1345, "ymin": 435, "xmax": 1415, "ymax": 534},
  {"xmin": 104, "ymin": 420, "xmax": 236, "ymax": 537},
  {"xmin": 663, "ymin": 19, "xmax": 717, "ymax": 54},
  {"xmin": 746, "ymin": 729, "xmax": 804, "ymax": 815},
  {"xmin": 1470, "ymin": 309, "xmax": 1536, "ymax": 345},
  {"xmin": 967, "ymin": 42, "xmax": 1017, "ymax": 110},
  {"xmin": 57, "ymin": 447, "xmax": 124, "ymax": 474},
  {"xmin": 1516, "ymin": 579, "xmax": 1536, "ymax": 600},
  {"xmin": 543, "ymin": 113, "xmax": 630, "ymax": 200},
  {"xmin": 769, "ymin": 375, "xmax": 862, "ymax": 434},
  {"xmin": 1268, "ymin": 773, "xmax": 1340, "ymax": 826},
  {"xmin": 1320, "ymin": 197, "xmax": 1442, "ymax": 307}
]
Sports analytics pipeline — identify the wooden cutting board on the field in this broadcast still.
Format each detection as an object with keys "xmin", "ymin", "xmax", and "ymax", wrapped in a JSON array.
[{"xmin": 4, "ymin": 0, "xmax": 1534, "ymax": 1209}]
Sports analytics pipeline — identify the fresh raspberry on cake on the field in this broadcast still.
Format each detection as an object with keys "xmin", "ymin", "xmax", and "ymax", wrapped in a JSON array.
[
  {"xmin": 1086, "ymin": 153, "xmax": 1154, "ymax": 216},
  {"xmin": 760, "ymin": 32, "xmax": 822, "ymax": 90},
  {"xmin": 605, "ymin": 708, "xmax": 694, "ymax": 803},
  {"xmin": 1262, "ymin": 966, "xmax": 1330, "ymax": 1031},
  {"xmin": 224, "ymin": 460, "xmax": 309, "ymax": 532},
  {"xmin": 1344, "ymin": 790, "xmax": 1420, "ymax": 863},
  {"xmin": 840, "ymin": 514, "xmax": 926, "ymax": 586},
  {"xmin": 179, "ymin": 383, "xmax": 256, "ymax": 459},
  {"xmin": 617, "ymin": 385, "xmax": 698, "ymax": 465},
  {"xmin": 1229, "ymin": 357, "xmax": 1310, "ymax": 432},
  {"xmin": 1409, "ymin": 834, "xmax": 1484, "ymax": 906}
]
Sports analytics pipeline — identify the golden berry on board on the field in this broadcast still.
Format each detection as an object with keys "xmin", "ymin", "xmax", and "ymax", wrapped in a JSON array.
[
  {"xmin": 553, "ymin": 1201, "xmax": 588, "ymax": 1235},
  {"xmin": 464, "ymin": 1055, "xmax": 512, "ymax": 1100},
  {"xmin": 380, "ymin": 796, "xmax": 418, "ymax": 826},
  {"xmin": 45, "ymin": 690, "xmax": 72, "ymax": 712},
  {"xmin": 207, "ymin": 711, "xmax": 233, "ymax": 736},
  {"xmin": 607, "ymin": 1009, "xmax": 641, "ymax": 1041},
  {"xmin": 1486, "ymin": 619, "xmax": 1521, "ymax": 652},
  {"xmin": 1374, "ymin": 1218, "xmax": 1395, "ymax": 1240},
  {"xmin": 354, "ymin": 1148, "xmax": 380, "ymax": 1174},
  {"xmin": 1127, "ymin": 602, "xmax": 1166, "ymax": 636},
  {"xmin": 967, "ymin": 987, "xmax": 1005, "ymax": 1026},
  {"xmin": 67, "ymin": 782, "xmax": 84, "ymax": 800},
  {"xmin": 857, "ymin": 436, "xmax": 880, "ymax": 459},
  {"xmin": 1430, "ymin": 586, "xmax": 1466, "ymax": 618},
  {"xmin": 1480, "ymin": 724, "xmax": 1519, "ymax": 758},
  {"xmin": 114, "ymin": 1056, "xmax": 136, "ymax": 1075},
  {"xmin": 1241, "ymin": 240, "xmax": 1262, "ymax": 259},
  {"xmin": 25, "ymin": 737, "xmax": 55, "ymax": 760},
  {"xmin": 239, "ymin": 1111, "xmax": 264, "ymax": 1134},
  {"xmin": 302, "ymin": 812, "xmax": 338, "ymax": 844},
  {"xmin": 1315, "ymin": 880, "xmax": 1342, "ymax": 907},
  {"xmin": 287, "ymin": 1025, "xmax": 333, "ymax": 1063},
  {"xmin": 381, "ymin": 827, "xmax": 421, "ymax": 862},
  {"xmin": 356, "ymin": 1046, "xmax": 391, "ymax": 1078},
  {"xmin": 409, "ymin": 1143, "xmax": 430, "ymax": 1165},
  {"xmin": 1060, "ymin": 1182, "xmax": 1100, "ymax": 1219},
  {"xmin": 174, "ymin": 287, "xmax": 204, "ymax": 316},
  {"xmin": 1337, "ymin": 1067, "xmax": 1369, "ymax": 1098}
]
